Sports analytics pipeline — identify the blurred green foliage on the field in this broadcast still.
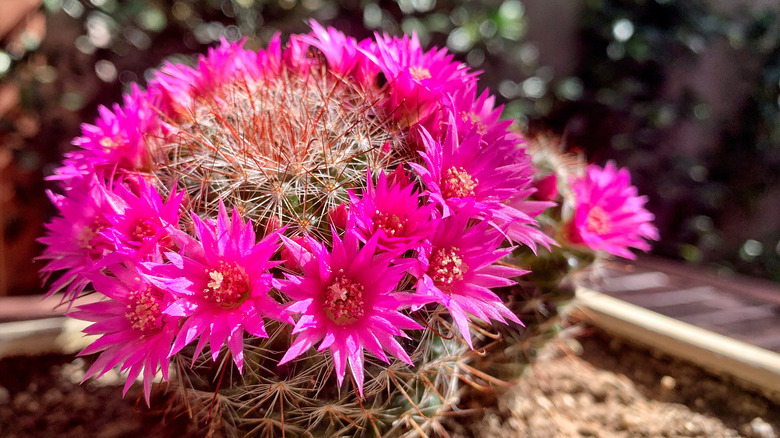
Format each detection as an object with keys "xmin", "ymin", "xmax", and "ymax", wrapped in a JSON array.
[{"xmin": 2, "ymin": 0, "xmax": 780, "ymax": 283}]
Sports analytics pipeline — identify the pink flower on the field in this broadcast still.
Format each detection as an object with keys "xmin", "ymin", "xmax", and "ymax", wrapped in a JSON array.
[
  {"xmin": 200, "ymin": 38, "xmax": 265, "ymax": 85},
  {"xmin": 568, "ymin": 162, "xmax": 659, "ymax": 259},
  {"xmin": 149, "ymin": 39, "xmax": 264, "ymax": 116},
  {"xmin": 147, "ymin": 60, "xmax": 200, "ymax": 115},
  {"xmin": 73, "ymin": 262, "xmax": 179, "ymax": 405},
  {"xmin": 408, "ymin": 207, "xmax": 525, "ymax": 348},
  {"xmin": 422, "ymin": 84, "xmax": 512, "ymax": 144},
  {"xmin": 38, "ymin": 177, "xmax": 115, "ymax": 301},
  {"xmin": 146, "ymin": 204, "xmax": 288, "ymax": 371},
  {"xmin": 278, "ymin": 229, "xmax": 421, "ymax": 396},
  {"xmin": 101, "ymin": 178, "xmax": 184, "ymax": 261},
  {"xmin": 66, "ymin": 85, "xmax": 157, "ymax": 177},
  {"xmin": 411, "ymin": 117, "xmax": 553, "ymax": 251},
  {"xmin": 303, "ymin": 20, "xmax": 375, "ymax": 83},
  {"xmin": 363, "ymin": 32, "xmax": 477, "ymax": 125},
  {"xmin": 349, "ymin": 168, "xmax": 438, "ymax": 253},
  {"xmin": 411, "ymin": 123, "xmax": 516, "ymax": 214}
]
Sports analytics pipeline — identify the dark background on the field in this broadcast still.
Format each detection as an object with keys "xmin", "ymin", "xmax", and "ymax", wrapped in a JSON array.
[{"xmin": 1, "ymin": 0, "xmax": 779, "ymax": 295}]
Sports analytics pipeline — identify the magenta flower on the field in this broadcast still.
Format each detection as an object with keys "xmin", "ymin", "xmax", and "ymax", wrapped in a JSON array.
[
  {"xmin": 148, "ymin": 60, "xmax": 201, "ymax": 115},
  {"xmin": 363, "ymin": 32, "xmax": 477, "ymax": 125},
  {"xmin": 412, "ymin": 118, "xmax": 531, "ymax": 213},
  {"xmin": 568, "ymin": 162, "xmax": 659, "ymax": 259},
  {"xmin": 73, "ymin": 262, "xmax": 178, "ymax": 405},
  {"xmin": 411, "ymin": 117, "xmax": 552, "ymax": 251},
  {"xmin": 150, "ymin": 39, "xmax": 260, "ymax": 115},
  {"xmin": 349, "ymin": 168, "xmax": 438, "ymax": 253},
  {"xmin": 408, "ymin": 207, "xmax": 525, "ymax": 348},
  {"xmin": 199, "ymin": 38, "xmax": 265, "ymax": 85},
  {"xmin": 101, "ymin": 178, "xmax": 184, "ymax": 261},
  {"xmin": 422, "ymin": 84, "xmax": 512, "ymax": 144},
  {"xmin": 66, "ymin": 85, "xmax": 157, "ymax": 177},
  {"xmin": 413, "ymin": 124, "xmax": 507, "ymax": 214},
  {"xmin": 278, "ymin": 229, "xmax": 421, "ymax": 395},
  {"xmin": 146, "ymin": 204, "xmax": 288, "ymax": 371},
  {"xmin": 38, "ymin": 177, "xmax": 115, "ymax": 300},
  {"xmin": 303, "ymin": 20, "xmax": 375, "ymax": 82}
]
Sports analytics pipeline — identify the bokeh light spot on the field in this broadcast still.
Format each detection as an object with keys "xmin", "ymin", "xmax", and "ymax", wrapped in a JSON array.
[{"xmin": 612, "ymin": 18, "xmax": 635, "ymax": 42}]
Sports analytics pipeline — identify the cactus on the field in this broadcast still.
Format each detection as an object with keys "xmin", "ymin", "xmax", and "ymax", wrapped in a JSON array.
[{"xmin": 39, "ymin": 22, "xmax": 657, "ymax": 437}]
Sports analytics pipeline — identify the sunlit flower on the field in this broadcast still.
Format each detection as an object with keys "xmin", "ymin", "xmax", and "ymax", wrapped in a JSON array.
[
  {"xmin": 411, "ymin": 117, "xmax": 552, "ymax": 251},
  {"xmin": 38, "ymin": 177, "xmax": 114, "ymax": 300},
  {"xmin": 101, "ymin": 178, "xmax": 184, "ymax": 261},
  {"xmin": 349, "ymin": 168, "xmax": 438, "ymax": 253},
  {"xmin": 407, "ymin": 207, "xmax": 525, "ymax": 348},
  {"xmin": 278, "ymin": 229, "xmax": 421, "ymax": 395},
  {"xmin": 73, "ymin": 262, "xmax": 178, "ymax": 405},
  {"xmin": 146, "ymin": 204, "xmax": 287, "ymax": 371},
  {"xmin": 303, "ymin": 20, "xmax": 375, "ymax": 82},
  {"xmin": 63, "ymin": 85, "xmax": 157, "ymax": 177},
  {"xmin": 568, "ymin": 162, "xmax": 659, "ymax": 258},
  {"xmin": 363, "ymin": 32, "xmax": 477, "ymax": 125},
  {"xmin": 412, "ymin": 117, "xmax": 529, "ymax": 212}
]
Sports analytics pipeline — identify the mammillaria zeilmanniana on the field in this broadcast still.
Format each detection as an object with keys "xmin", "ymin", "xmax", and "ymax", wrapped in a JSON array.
[{"xmin": 39, "ymin": 22, "xmax": 657, "ymax": 436}]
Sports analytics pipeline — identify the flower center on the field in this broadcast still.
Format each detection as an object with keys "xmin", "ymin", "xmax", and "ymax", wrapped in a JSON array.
[
  {"xmin": 77, "ymin": 216, "xmax": 110, "ymax": 257},
  {"xmin": 99, "ymin": 136, "xmax": 122, "ymax": 152},
  {"xmin": 409, "ymin": 66, "xmax": 431, "ymax": 81},
  {"xmin": 324, "ymin": 271, "xmax": 365, "ymax": 325},
  {"xmin": 586, "ymin": 206, "xmax": 612, "ymax": 235},
  {"xmin": 428, "ymin": 247, "xmax": 468, "ymax": 288},
  {"xmin": 126, "ymin": 288, "xmax": 163, "ymax": 335},
  {"xmin": 373, "ymin": 211, "xmax": 407, "ymax": 237},
  {"xmin": 203, "ymin": 260, "xmax": 250, "ymax": 308},
  {"xmin": 132, "ymin": 219, "xmax": 157, "ymax": 241},
  {"xmin": 441, "ymin": 167, "xmax": 478, "ymax": 199}
]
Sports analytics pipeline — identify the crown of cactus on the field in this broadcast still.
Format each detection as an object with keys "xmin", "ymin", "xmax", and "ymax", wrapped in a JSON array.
[{"xmin": 39, "ymin": 22, "xmax": 658, "ymax": 437}]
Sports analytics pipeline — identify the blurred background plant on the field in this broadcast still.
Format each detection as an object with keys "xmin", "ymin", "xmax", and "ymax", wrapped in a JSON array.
[{"xmin": 2, "ymin": 0, "xmax": 780, "ymax": 295}]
